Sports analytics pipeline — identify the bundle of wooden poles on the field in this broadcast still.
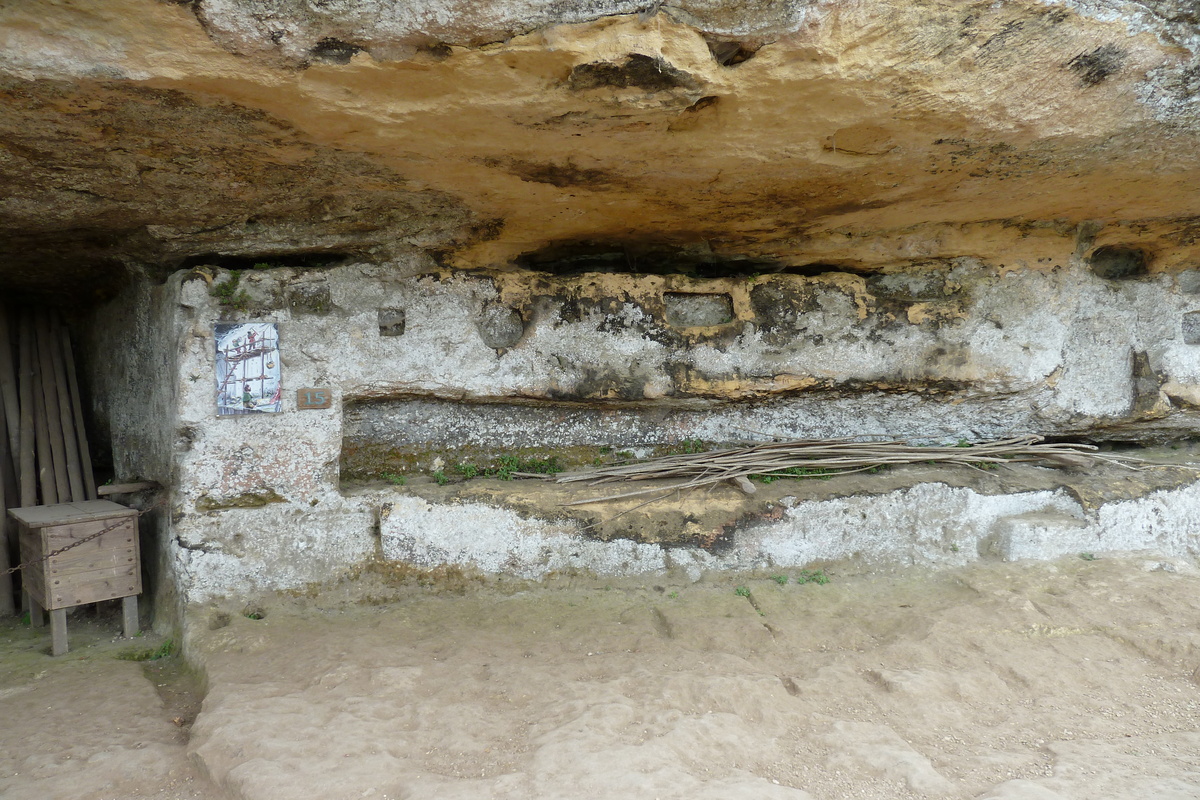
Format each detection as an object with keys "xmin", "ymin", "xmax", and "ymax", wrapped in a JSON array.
[
  {"xmin": 552, "ymin": 435, "xmax": 1148, "ymax": 507},
  {"xmin": 0, "ymin": 306, "xmax": 97, "ymax": 615}
]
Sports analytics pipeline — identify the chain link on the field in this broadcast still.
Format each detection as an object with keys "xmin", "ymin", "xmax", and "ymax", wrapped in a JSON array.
[{"xmin": 2, "ymin": 502, "xmax": 163, "ymax": 577}]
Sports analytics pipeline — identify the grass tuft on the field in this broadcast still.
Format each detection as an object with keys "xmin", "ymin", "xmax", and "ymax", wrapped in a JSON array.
[{"xmin": 117, "ymin": 638, "xmax": 175, "ymax": 662}]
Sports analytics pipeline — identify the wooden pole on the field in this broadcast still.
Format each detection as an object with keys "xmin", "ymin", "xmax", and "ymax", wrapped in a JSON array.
[
  {"xmin": 0, "ymin": 394, "xmax": 14, "ymax": 616},
  {"xmin": 97, "ymin": 481, "xmax": 161, "ymax": 495},
  {"xmin": 0, "ymin": 305, "xmax": 18, "ymax": 614},
  {"xmin": 15, "ymin": 312, "xmax": 36, "ymax": 617},
  {"xmin": 59, "ymin": 324, "xmax": 96, "ymax": 500},
  {"xmin": 18, "ymin": 312, "xmax": 42, "ymax": 506},
  {"xmin": 47, "ymin": 313, "xmax": 83, "ymax": 501},
  {"xmin": 0, "ymin": 307, "xmax": 20, "ymax": 465},
  {"xmin": 35, "ymin": 312, "xmax": 69, "ymax": 503},
  {"xmin": 25, "ymin": 312, "xmax": 56, "ymax": 506},
  {"xmin": 0, "ymin": 447, "xmax": 16, "ymax": 616}
]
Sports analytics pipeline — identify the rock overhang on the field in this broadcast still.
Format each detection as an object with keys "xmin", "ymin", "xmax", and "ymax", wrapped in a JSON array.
[
  {"xmin": 8, "ymin": 1, "xmax": 1200, "ymax": 611},
  {"xmin": 2, "ymin": 0, "xmax": 1200, "ymax": 297}
]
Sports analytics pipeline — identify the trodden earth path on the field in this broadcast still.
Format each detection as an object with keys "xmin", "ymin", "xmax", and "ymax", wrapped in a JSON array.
[{"xmin": 4, "ymin": 554, "xmax": 1200, "ymax": 799}]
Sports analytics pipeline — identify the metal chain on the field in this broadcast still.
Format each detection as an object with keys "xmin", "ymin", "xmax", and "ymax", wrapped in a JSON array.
[{"xmin": 2, "ymin": 502, "xmax": 162, "ymax": 577}]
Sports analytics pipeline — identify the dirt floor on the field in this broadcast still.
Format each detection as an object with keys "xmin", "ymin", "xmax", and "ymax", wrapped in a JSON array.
[{"xmin": 4, "ymin": 554, "xmax": 1200, "ymax": 800}]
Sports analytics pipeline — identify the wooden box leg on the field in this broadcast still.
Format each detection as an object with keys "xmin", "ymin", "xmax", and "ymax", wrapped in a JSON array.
[
  {"xmin": 49, "ymin": 607, "xmax": 68, "ymax": 656},
  {"xmin": 122, "ymin": 595, "xmax": 139, "ymax": 638},
  {"xmin": 27, "ymin": 593, "xmax": 44, "ymax": 627}
]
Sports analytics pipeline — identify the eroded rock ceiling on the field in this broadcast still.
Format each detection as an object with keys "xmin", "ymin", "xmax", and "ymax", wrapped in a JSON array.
[{"xmin": 2, "ymin": 0, "xmax": 1200, "ymax": 298}]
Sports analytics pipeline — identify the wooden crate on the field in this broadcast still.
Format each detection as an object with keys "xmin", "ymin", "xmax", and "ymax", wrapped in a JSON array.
[{"xmin": 9, "ymin": 500, "xmax": 140, "ymax": 611}]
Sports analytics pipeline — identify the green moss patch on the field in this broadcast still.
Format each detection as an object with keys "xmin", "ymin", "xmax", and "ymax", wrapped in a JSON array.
[{"xmin": 196, "ymin": 489, "xmax": 285, "ymax": 511}]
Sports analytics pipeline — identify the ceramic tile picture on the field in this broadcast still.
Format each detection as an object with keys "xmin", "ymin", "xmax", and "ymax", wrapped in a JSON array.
[{"xmin": 215, "ymin": 322, "xmax": 281, "ymax": 415}]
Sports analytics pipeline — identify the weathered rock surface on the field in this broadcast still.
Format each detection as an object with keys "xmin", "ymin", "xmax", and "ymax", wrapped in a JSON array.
[
  {"xmin": 5, "ymin": 0, "xmax": 1200, "ymax": 294},
  {"xmin": 184, "ymin": 556, "xmax": 1200, "ymax": 800},
  {"xmin": 82, "ymin": 260, "xmax": 1200, "ymax": 603},
  {"xmin": 12, "ymin": 1, "xmax": 1200, "ymax": 607}
]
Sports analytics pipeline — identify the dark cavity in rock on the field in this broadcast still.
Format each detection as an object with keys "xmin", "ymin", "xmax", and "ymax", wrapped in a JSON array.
[
  {"xmin": 568, "ymin": 54, "xmax": 695, "ymax": 93},
  {"xmin": 178, "ymin": 252, "xmax": 351, "ymax": 272},
  {"xmin": 378, "ymin": 308, "xmax": 406, "ymax": 337},
  {"xmin": 1089, "ymin": 245, "xmax": 1148, "ymax": 279},
  {"xmin": 310, "ymin": 38, "xmax": 362, "ymax": 65},
  {"xmin": 514, "ymin": 241, "xmax": 776, "ymax": 278},
  {"xmin": 704, "ymin": 37, "xmax": 760, "ymax": 67},
  {"xmin": 477, "ymin": 305, "xmax": 525, "ymax": 349}
]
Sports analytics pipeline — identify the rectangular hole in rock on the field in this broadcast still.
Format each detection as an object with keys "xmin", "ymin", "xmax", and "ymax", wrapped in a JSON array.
[
  {"xmin": 663, "ymin": 292, "xmax": 733, "ymax": 327},
  {"xmin": 339, "ymin": 398, "xmax": 742, "ymax": 483},
  {"xmin": 378, "ymin": 308, "xmax": 406, "ymax": 336}
]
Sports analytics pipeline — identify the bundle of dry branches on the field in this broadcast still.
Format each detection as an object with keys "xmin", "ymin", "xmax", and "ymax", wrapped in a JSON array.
[{"xmin": 550, "ymin": 435, "xmax": 1148, "ymax": 507}]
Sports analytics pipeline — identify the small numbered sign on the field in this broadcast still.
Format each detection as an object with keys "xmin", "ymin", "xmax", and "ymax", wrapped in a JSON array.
[{"xmin": 297, "ymin": 387, "xmax": 332, "ymax": 410}]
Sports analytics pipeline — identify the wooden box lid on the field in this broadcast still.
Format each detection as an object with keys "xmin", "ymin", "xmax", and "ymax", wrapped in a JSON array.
[{"xmin": 8, "ymin": 500, "xmax": 137, "ymax": 528}]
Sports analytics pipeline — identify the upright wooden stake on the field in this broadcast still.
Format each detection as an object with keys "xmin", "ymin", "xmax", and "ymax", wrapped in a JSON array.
[
  {"xmin": 0, "ymin": 307, "xmax": 20, "ymax": 465},
  {"xmin": 47, "ymin": 314, "xmax": 83, "ymax": 501},
  {"xmin": 15, "ymin": 314, "xmax": 36, "ymax": 617},
  {"xmin": 25, "ymin": 312, "xmax": 56, "ymax": 506},
  {"xmin": 35, "ymin": 312, "xmax": 69, "ymax": 503},
  {"xmin": 0, "ymin": 395, "xmax": 14, "ymax": 616},
  {"xmin": 49, "ymin": 607, "xmax": 68, "ymax": 656},
  {"xmin": 59, "ymin": 324, "xmax": 96, "ymax": 500},
  {"xmin": 16, "ymin": 313, "xmax": 35, "ymax": 508}
]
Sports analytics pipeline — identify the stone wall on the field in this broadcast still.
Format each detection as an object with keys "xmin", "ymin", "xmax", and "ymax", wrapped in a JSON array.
[
  {"xmin": 81, "ymin": 251, "xmax": 1200, "ymax": 612},
  {"xmin": 81, "ymin": 276, "xmax": 184, "ymax": 623}
]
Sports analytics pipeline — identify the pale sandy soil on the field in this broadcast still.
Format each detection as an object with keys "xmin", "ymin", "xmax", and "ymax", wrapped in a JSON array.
[
  {"xmin": 5, "ymin": 554, "xmax": 1200, "ymax": 800},
  {"xmin": 0, "ymin": 606, "xmax": 213, "ymax": 800}
]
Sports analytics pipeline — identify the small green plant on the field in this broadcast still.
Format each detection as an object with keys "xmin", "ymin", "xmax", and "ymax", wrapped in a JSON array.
[
  {"xmin": 432, "ymin": 470, "xmax": 449, "ymax": 486},
  {"xmin": 1080, "ymin": 552, "xmax": 1099, "ymax": 561},
  {"xmin": 243, "ymin": 609, "xmax": 264, "ymax": 620},
  {"xmin": 734, "ymin": 585, "xmax": 751, "ymax": 597},
  {"xmin": 252, "ymin": 262, "xmax": 274, "ymax": 270},
  {"xmin": 443, "ymin": 455, "xmax": 564, "ymax": 482},
  {"xmin": 751, "ymin": 466, "xmax": 836, "ymax": 484},
  {"xmin": 668, "ymin": 591, "xmax": 679, "ymax": 599},
  {"xmin": 796, "ymin": 569, "xmax": 830, "ymax": 585},
  {"xmin": 771, "ymin": 574, "xmax": 789, "ymax": 586},
  {"xmin": 949, "ymin": 543, "xmax": 960, "ymax": 553},
  {"xmin": 117, "ymin": 638, "xmax": 176, "ymax": 661},
  {"xmin": 379, "ymin": 472, "xmax": 406, "ymax": 486},
  {"xmin": 956, "ymin": 438, "xmax": 972, "ymax": 448},
  {"xmin": 677, "ymin": 439, "xmax": 707, "ymax": 455},
  {"xmin": 211, "ymin": 271, "xmax": 251, "ymax": 311}
]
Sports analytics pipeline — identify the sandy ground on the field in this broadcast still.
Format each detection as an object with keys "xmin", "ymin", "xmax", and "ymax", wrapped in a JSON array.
[
  {"xmin": 0, "ymin": 604, "xmax": 212, "ymax": 800},
  {"xmin": 4, "ymin": 555, "xmax": 1200, "ymax": 800}
]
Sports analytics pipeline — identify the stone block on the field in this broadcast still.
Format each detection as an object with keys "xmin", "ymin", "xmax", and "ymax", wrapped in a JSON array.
[
  {"xmin": 990, "ymin": 511, "xmax": 1091, "ymax": 562},
  {"xmin": 477, "ymin": 305, "xmax": 524, "ymax": 348},
  {"xmin": 1184, "ymin": 311, "xmax": 1200, "ymax": 344},
  {"xmin": 663, "ymin": 292, "xmax": 733, "ymax": 327}
]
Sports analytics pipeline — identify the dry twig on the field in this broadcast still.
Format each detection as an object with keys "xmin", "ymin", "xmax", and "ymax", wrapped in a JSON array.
[{"xmin": 549, "ymin": 435, "xmax": 1151, "ymax": 507}]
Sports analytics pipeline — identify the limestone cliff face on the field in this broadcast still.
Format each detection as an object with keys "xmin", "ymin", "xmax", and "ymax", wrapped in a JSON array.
[
  {"xmin": 16, "ymin": 1, "xmax": 1199, "ymax": 602},
  {"xmin": 3, "ymin": 0, "xmax": 1200, "ymax": 296}
]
